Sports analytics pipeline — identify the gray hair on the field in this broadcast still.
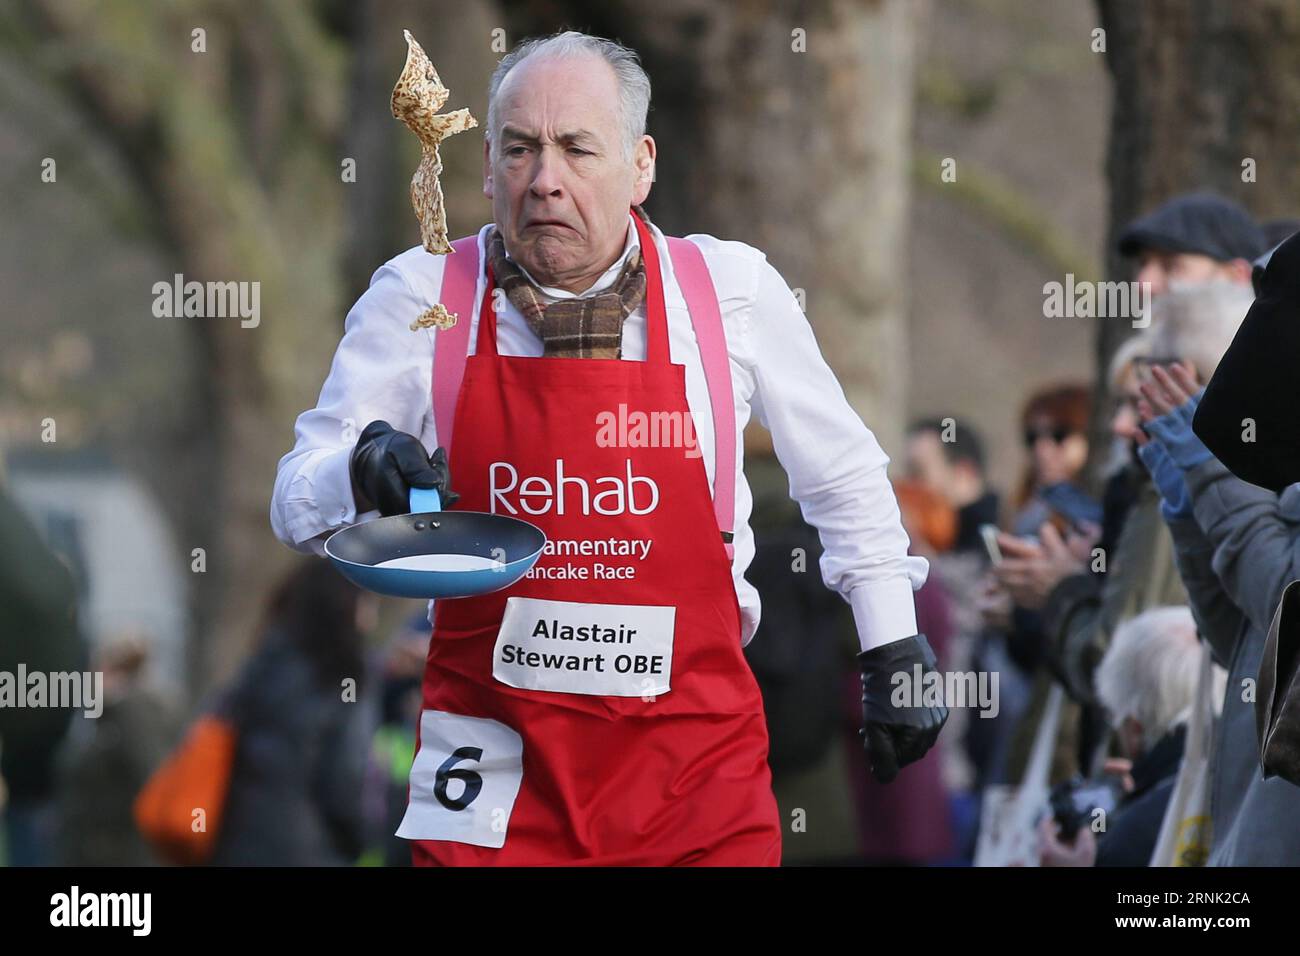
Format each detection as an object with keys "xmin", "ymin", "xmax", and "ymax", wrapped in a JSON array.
[
  {"xmin": 486, "ymin": 31, "xmax": 651, "ymax": 162},
  {"xmin": 1148, "ymin": 282, "xmax": 1255, "ymax": 382},
  {"xmin": 1095, "ymin": 606, "xmax": 1222, "ymax": 748}
]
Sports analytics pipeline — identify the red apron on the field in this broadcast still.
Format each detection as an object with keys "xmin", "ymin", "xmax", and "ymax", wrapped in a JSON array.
[{"xmin": 401, "ymin": 213, "xmax": 782, "ymax": 865}]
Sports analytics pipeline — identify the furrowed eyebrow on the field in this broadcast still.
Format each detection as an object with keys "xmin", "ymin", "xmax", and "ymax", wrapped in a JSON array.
[
  {"xmin": 500, "ymin": 124, "xmax": 538, "ymax": 144},
  {"xmin": 499, "ymin": 125, "xmax": 600, "ymax": 148}
]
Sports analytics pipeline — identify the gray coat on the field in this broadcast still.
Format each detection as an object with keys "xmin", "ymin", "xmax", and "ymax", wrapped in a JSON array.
[{"xmin": 1168, "ymin": 457, "xmax": 1300, "ymax": 866}]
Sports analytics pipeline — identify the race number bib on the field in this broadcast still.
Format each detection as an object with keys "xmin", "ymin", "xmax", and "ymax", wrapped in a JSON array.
[
  {"xmin": 396, "ymin": 710, "xmax": 523, "ymax": 848},
  {"xmin": 492, "ymin": 597, "xmax": 676, "ymax": 697}
]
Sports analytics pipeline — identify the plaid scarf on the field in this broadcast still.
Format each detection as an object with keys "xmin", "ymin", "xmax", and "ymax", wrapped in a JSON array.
[{"xmin": 485, "ymin": 207, "xmax": 650, "ymax": 358}]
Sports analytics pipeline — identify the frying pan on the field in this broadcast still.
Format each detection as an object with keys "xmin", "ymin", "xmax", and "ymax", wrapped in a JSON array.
[{"xmin": 324, "ymin": 487, "xmax": 546, "ymax": 599}]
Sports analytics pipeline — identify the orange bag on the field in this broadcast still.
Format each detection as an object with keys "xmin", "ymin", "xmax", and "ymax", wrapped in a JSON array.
[{"xmin": 133, "ymin": 714, "xmax": 238, "ymax": 865}]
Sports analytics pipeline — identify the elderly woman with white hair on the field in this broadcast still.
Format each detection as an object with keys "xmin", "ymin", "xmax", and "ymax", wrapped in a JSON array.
[{"xmin": 1040, "ymin": 605, "xmax": 1222, "ymax": 866}]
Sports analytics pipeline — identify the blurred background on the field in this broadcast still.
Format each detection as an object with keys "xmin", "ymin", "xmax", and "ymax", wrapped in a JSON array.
[{"xmin": 2, "ymin": 0, "xmax": 1299, "ymax": 866}]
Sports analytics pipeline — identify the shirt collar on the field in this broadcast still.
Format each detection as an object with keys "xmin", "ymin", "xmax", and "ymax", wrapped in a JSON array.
[{"xmin": 507, "ymin": 214, "xmax": 639, "ymax": 302}]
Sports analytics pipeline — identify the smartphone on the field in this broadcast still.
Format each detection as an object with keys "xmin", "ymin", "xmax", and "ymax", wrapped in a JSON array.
[{"xmin": 979, "ymin": 524, "xmax": 1002, "ymax": 565}]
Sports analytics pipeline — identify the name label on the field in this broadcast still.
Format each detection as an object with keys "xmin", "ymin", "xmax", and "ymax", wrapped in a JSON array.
[{"xmin": 492, "ymin": 597, "xmax": 675, "ymax": 698}]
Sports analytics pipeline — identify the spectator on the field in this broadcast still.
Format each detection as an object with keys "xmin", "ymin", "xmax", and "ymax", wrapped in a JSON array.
[
  {"xmin": 1194, "ymin": 231, "xmax": 1300, "ymax": 492},
  {"xmin": 1139, "ymin": 359, "xmax": 1300, "ymax": 863},
  {"xmin": 998, "ymin": 338, "xmax": 1187, "ymax": 727},
  {"xmin": 1009, "ymin": 384, "xmax": 1096, "ymax": 538},
  {"xmin": 903, "ymin": 422, "xmax": 1004, "ymax": 840},
  {"xmin": 360, "ymin": 614, "xmax": 427, "ymax": 867},
  {"xmin": 208, "ymin": 561, "xmax": 376, "ymax": 866},
  {"xmin": 1118, "ymin": 191, "xmax": 1266, "ymax": 298},
  {"xmin": 1039, "ymin": 606, "xmax": 1224, "ymax": 866},
  {"xmin": 904, "ymin": 418, "xmax": 1001, "ymax": 556},
  {"xmin": 1008, "ymin": 287, "xmax": 1250, "ymax": 711},
  {"xmin": 57, "ymin": 636, "xmax": 183, "ymax": 865},
  {"xmin": 987, "ymin": 384, "xmax": 1102, "ymax": 785},
  {"xmin": 0, "ymin": 480, "xmax": 85, "ymax": 866}
]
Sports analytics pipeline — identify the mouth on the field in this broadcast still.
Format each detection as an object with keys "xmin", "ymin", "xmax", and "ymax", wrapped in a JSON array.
[{"xmin": 525, "ymin": 219, "xmax": 574, "ymax": 231}]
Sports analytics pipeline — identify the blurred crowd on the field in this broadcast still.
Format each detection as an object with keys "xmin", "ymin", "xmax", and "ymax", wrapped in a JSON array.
[
  {"xmin": 0, "ymin": 520, "xmax": 438, "ymax": 866},
  {"xmin": 749, "ymin": 192, "xmax": 1299, "ymax": 866},
  {"xmin": 4, "ymin": 192, "xmax": 1300, "ymax": 867}
]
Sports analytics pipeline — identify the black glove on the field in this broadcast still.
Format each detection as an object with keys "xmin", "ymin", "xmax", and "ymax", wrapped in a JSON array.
[
  {"xmin": 349, "ymin": 420, "xmax": 460, "ymax": 517},
  {"xmin": 858, "ymin": 633, "xmax": 948, "ymax": 784}
]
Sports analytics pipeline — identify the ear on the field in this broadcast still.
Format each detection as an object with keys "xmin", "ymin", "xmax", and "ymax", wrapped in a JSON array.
[
  {"xmin": 483, "ymin": 137, "xmax": 494, "ymax": 200},
  {"xmin": 631, "ymin": 135, "xmax": 656, "ymax": 206},
  {"xmin": 1225, "ymin": 257, "xmax": 1254, "ymax": 286}
]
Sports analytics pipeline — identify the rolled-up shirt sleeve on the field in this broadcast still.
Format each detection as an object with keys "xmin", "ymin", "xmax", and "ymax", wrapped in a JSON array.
[
  {"xmin": 745, "ymin": 256, "xmax": 928, "ymax": 651},
  {"xmin": 271, "ymin": 262, "xmax": 436, "ymax": 553}
]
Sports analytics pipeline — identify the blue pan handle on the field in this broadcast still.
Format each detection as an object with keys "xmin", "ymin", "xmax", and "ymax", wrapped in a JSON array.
[{"xmin": 408, "ymin": 486, "xmax": 442, "ymax": 514}]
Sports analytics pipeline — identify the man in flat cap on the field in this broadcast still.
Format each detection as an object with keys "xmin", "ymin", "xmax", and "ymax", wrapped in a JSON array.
[{"xmin": 1118, "ymin": 191, "xmax": 1267, "ymax": 299}]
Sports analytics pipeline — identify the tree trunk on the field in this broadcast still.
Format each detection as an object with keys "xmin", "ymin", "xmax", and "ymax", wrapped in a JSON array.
[
  {"xmin": 21, "ymin": 0, "xmax": 350, "ymax": 691},
  {"xmin": 1096, "ymin": 0, "xmax": 1300, "ymax": 460},
  {"xmin": 10, "ymin": 0, "xmax": 504, "ymax": 696}
]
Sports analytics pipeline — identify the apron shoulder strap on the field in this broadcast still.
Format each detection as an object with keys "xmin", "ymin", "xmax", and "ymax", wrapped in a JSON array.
[
  {"xmin": 432, "ymin": 235, "xmax": 482, "ymax": 453},
  {"xmin": 666, "ymin": 236, "xmax": 736, "ymax": 560}
]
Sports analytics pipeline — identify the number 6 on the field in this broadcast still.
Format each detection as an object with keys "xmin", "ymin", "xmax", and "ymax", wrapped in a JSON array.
[{"xmin": 434, "ymin": 746, "xmax": 485, "ymax": 811}]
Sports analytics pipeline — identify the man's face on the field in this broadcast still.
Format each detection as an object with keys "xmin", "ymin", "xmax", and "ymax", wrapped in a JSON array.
[
  {"xmin": 484, "ymin": 54, "xmax": 655, "ymax": 293},
  {"xmin": 905, "ymin": 431, "xmax": 953, "ymax": 501},
  {"xmin": 1135, "ymin": 249, "xmax": 1249, "ymax": 298}
]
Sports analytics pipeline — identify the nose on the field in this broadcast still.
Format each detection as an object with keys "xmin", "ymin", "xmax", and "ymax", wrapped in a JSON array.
[{"xmin": 529, "ymin": 145, "xmax": 564, "ymax": 199}]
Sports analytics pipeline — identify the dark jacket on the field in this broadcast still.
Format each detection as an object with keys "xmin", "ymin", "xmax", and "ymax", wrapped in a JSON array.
[
  {"xmin": 1096, "ymin": 725, "xmax": 1186, "ymax": 867},
  {"xmin": 1006, "ymin": 474, "xmax": 1186, "ymax": 786},
  {"xmin": 1043, "ymin": 472, "xmax": 1187, "ymax": 704},
  {"xmin": 209, "ymin": 630, "xmax": 373, "ymax": 866},
  {"xmin": 954, "ymin": 491, "xmax": 1000, "ymax": 556},
  {"xmin": 0, "ymin": 488, "xmax": 84, "ymax": 801}
]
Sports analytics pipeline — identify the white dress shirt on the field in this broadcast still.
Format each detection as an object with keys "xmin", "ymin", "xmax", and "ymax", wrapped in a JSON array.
[{"xmin": 271, "ymin": 213, "xmax": 928, "ymax": 650}]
